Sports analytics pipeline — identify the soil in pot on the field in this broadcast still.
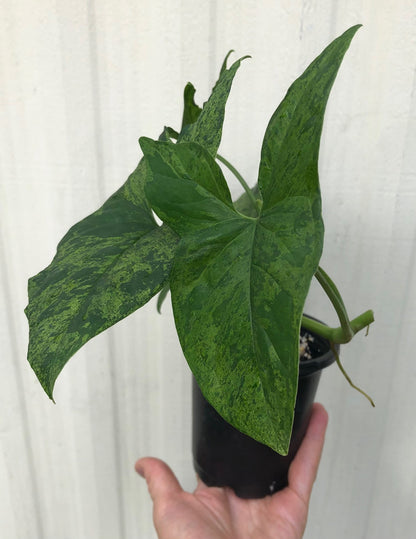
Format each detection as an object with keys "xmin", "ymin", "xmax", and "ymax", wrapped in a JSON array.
[{"xmin": 192, "ymin": 321, "xmax": 338, "ymax": 499}]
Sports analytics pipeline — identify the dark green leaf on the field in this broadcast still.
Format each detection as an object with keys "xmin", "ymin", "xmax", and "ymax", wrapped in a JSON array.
[
  {"xmin": 156, "ymin": 53, "xmax": 245, "ymax": 309},
  {"xmin": 156, "ymin": 282, "xmax": 170, "ymax": 314},
  {"xmin": 25, "ymin": 160, "xmax": 179, "ymax": 399},
  {"xmin": 181, "ymin": 83, "xmax": 202, "ymax": 130},
  {"xmin": 159, "ymin": 126, "xmax": 179, "ymax": 142},
  {"xmin": 142, "ymin": 27, "xmax": 360, "ymax": 453},
  {"xmin": 140, "ymin": 137, "xmax": 234, "ymax": 217},
  {"xmin": 180, "ymin": 50, "xmax": 241, "ymax": 135},
  {"xmin": 142, "ymin": 139, "xmax": 323, "ymax": 454},
  {"xmin": 259, "ymin": 25, "xmax": 361, "ymax": 210},
  {"xmin": 234, "ymin": 184, "xmax": 261, "ymax": 217},
  {"xmin": 178, "ymin": 55, "xmax": 249, "ymax": 156},
  {"xmin": 220, "ymin": 50, "xmax": 235, "ymax": 76}
]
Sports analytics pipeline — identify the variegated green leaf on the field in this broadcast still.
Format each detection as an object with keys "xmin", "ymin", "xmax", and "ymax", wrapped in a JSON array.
[
  {"xmin": 141, "ymin": 26, "xmax": 360, "ymax": 453},
  {"xmin": 140, "ymin": 138, "xmax": 234, "ymax": 217},
  {"xmin": 141, "ymin": 138, "xmax": 323, "ymax": 454},
  {"xmin": 26, "ymin": 51, "xmax": 245, "ymax": 400},
  {"xmin": 219, "ymin": 50, "xmax": 236, "ymax": 76},
  {"xmin": 178, "ymin": 55, "xmax": 249, "ymax": 155},
  {"xmin": 25, "ymin": 160, "xmax": 179, "ymax": 399},
  {"xmin": 26, "ymin": 25, "xmax": 361, "ymax": 454},
  {"xmin": 234, "ymin": 184, "xmax": 261, "ymax": 217},
  {"xmin": 155, "ymin": 53, "xmax": 246, "ymax": 310},
  {"xmin": 181, "ymin": 83, "xmax": 202, "ymax": 130},
  {"xmin": 259, "ymin": 25, "xmax": 361, "ymax": 209}
]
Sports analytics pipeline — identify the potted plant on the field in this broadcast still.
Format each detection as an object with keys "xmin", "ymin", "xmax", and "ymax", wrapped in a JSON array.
[{"xmin": 25, "ymin": 24, "xmax": 374, "ymax": 498}]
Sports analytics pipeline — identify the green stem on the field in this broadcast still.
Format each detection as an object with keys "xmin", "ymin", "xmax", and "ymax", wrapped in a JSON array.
[
  {"xmin": 302, "ymin": 314, "xmax": 375, "ymax": 407},
  {"xmin": 216, "ymin": 154, "xmax": 258, "ymax": 214},
  {"xmin": 301, "ymin": 309, "xmax": 374, "ymax": 344},
  {"xmin": 315, "ymin": 266, "xmax": 354, "ymax": 342},
  {"xmin": 300, "ymin": 316, "xmax": 332, "ymax": 340}
]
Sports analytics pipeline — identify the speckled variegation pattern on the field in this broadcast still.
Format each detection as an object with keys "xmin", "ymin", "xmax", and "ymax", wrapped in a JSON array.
[
  {"xmin": 25, "ymin": 52, "xmax": 244, "ymax": 400},
  {"xmin": 141, "ymin": 139, "xmax": 323, "ymax": 454},
  {"xmin": 142, "ymin": 25, "xmax": 360, "ymax": 454},
  {"xmin": 26, "ymin": 26, "xmax": 359, "ymax": 452},
  {"xmin": 25, "ymin": 161, "xmax": 179, "ymax": 399},
  {"xmin": 178, "ymin": 55, "xmax": 249, "ymax": 155}
]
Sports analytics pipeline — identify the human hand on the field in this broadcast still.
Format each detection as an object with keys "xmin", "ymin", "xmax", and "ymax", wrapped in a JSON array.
[{"xmin": 135, "ymin": 403, "xmax": 328, "ymax": 539}]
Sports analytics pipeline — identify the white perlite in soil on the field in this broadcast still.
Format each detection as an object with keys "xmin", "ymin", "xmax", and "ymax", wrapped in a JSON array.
[{"xmin": 299, "ymin": 332, "xmax": 315, "ymax": 361}]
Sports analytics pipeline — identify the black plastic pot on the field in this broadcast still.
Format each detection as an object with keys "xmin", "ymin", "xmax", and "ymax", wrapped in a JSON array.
[{"xmin": 192, "ymin": 319, "xmax": 339, "ymax": 498}]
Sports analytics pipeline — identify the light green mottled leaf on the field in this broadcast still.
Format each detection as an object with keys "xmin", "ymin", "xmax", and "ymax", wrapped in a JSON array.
[
  {"xmin": 26, "ymin": 51, "xmax": 247, "ymax": 399},
  {"xmin": 220, "ymin": 50, "xmax": 235, "ymax": 76},
  {"xmin": 25, "ymin": 159, "xmax": 179, "ymax": 399},
  {"xmin": 178, "ymin": 55, "xmax": 249, "ymax": 155},
  {"xmin": 142, "ymin": 140, "xmax": 322, "ymax": 454},
  {"xmin": 140, "ymin": 137, "xmax": 233, "ymax": 217},
  {"xmin": 259, "ymin": 25, "xmax": 361, "ymax": 209},
  {"xmin": 26, "ymin": 26, "xmax": 361, "ymax": 455},
  {"xmin": 155, "ymin": 52, "xmax": 243, "ymax": 311},
  {"xmin": 179, "ymin": 50, "xmax": 241, "ymax": 139},
  {"xmin": 142, "ymin": 27, "xmax": 360, "ymax": 453}
]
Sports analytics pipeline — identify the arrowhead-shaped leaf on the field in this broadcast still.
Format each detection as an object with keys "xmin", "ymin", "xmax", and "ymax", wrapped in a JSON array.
[
  {"xmin": 178, "ymin": 55, "xmax": 249, "ymax": 155},
  {"xmin": 259, "ymin": 24, "xmax": 361, "ymax": 209},
  {"xmin": 141, "ymin": 138, "xmax": 322, "ymax": 454},
  {"xmin": 26, "ymin": 53, "xmax": 246, "ymax": 400},
  {"xmin": 156, "ymin": 54, "xmax": 247, "ymax": 310},
  {"xmin": 25, "ymin": 160, "xmax": 179, "ymax": 399},
  {"xmin": 141, "ymin": 26, "xmax": 360, "ymax": 453}
]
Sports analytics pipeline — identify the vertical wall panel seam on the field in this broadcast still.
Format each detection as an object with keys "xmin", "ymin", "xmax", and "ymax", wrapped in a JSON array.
[
  {"xmin": 0, "ymin": 22, "xmax": 43, "ymax": 528},
  {"xmin": 208, "ymin": 0, "xmax": 217, "ymax": 86},
  {"xmin": 0, "ymin": 231, "xmax": 44, "ymax": 539},
  {"xmin": 361, "ymin": 57, "xmax": 416, "ymax": 539},
  {"xmin": 393, "ymin": 62, "xmax": 416, "ymax": 345},
  {"xmin": 107, "ymin": 335, "xmax": 126, "ymax": 539},
  {"xmin": 86, "ymin": 0, "xmax": 106, "ymax": 203},
  {"xmin": 329, "ymin": 1, "xmax": 338, "ymax": 39},
  {"xmin": 86, "ymin": 1, "xmax": 126, "ymax": 538},
  {"xmin": 299, "ymin": 0, "xmax": 307, "ymax": 42}
]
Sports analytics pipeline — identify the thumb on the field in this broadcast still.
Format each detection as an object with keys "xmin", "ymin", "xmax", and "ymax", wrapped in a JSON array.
[{"xmin": 135, "ymin": 457, "xmax": 183, "ymax": 503}]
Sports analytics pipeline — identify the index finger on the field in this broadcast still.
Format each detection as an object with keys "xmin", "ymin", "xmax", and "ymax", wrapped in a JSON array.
[{"xmin": 287, "ymin": 403, "xmax": 329, "ymax": 504}]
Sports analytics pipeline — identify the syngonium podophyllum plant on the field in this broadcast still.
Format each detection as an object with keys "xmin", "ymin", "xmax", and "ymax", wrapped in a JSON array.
[{"xmin": 25, "ymin": 25, "xmax": 374, "ymax": 455}]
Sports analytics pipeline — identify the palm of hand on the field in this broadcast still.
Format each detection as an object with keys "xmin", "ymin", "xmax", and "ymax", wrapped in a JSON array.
[
  {"xmin": 152, "ymin": 479, "xmax": 307, "ymax": 539},
  {"xmin": 136, "ymin": 403, "xmax": 328, "ymax": 539}
]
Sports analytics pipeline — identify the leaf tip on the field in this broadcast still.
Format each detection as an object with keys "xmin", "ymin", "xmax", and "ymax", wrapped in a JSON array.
[
  {"xmin": 184, "ymin": 81, "xmax": 196, "ymax": 93},
  {"xmin": 37, "ymin": 373, "xmax": 56, "ymax": 403},
  {"xmin": 220, "ymin": 50, "xmax": 235, "ymax": 74},
  {"xmin": 29, "ymin": 355, "xmax": 57, "ymax": 403},
  {"xmin": 224, "ymin": 53, "xmax": 252, "ymax": 74},
  {"xmin": 139, "ymin": 136, "xmax": 154, "ymax": 155},
  {"xmin": 42, "ymin": 377, "xmax": 56, "ymax": 403},
  {"xmin": 234, "ymin": 54, "xmax": 252, "ymax": 68},
  {"xmin": 345, "ymin": 23, "xmax": 363, "ymax": 38}
]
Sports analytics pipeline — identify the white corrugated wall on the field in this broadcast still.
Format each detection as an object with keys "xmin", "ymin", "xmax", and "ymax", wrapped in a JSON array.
[{"xmin": 1, "ymin": 1, "xmax": 415, "ymax": 537}]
